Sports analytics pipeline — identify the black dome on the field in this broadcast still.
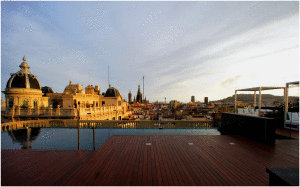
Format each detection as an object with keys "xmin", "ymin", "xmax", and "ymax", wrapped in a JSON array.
[
  {"xmin": 9, "ymin": 74, "xmax": 26, "ymax": 88},
  {"xmin": 42, "ymin": 86, "xmax": 54, "ymax": 96},
  {"xmin": 6, "ymin": 57, "xmax": 41, "ymax": 90},
  {"xmin": 104, "ymin": 86, "xmax": 120, "ymax": 97}
]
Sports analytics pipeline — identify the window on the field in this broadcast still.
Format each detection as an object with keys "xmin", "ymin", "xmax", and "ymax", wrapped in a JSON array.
[
  {"xmin": 52, "ymin": 100, "xmax": 59, "ymax": 108},
  {"xmin": 8, "ymin": 98, "xmax": 14, "ymax": 108},
  {"xmin": 33, "ymin": 100, "xmax": 38, "ymax": 108},
  {"xmin": 102, "ymin": 101, "xmax": 105, "ymax": 106},
  {"xmin": 118, "ymin": 101, "xmax": 121, "ymax": 106},
  {"xmin": 22, "ymin": 99, "xmax": 29, "ymax": 108},
  {"xmin": 74, "ymin": 100, "xmax": 77, "ymax": 108}
]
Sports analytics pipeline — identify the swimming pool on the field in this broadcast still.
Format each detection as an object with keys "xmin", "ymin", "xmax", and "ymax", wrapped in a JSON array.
[{"xmin": 1, "ymin": 128, "xmax": 220, "ymax": 150}]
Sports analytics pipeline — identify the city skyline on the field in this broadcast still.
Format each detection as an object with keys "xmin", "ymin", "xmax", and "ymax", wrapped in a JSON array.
[{"xmin": 2, "ymin": 1, "xmax": 299, "ymax": 102}]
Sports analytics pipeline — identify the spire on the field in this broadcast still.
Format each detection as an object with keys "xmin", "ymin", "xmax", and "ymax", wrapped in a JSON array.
[
  {"xmin": 137, "ymin": 84, "xmax": 142, "ymax": 103},
  {"xmin": 108, "ymin": 64, "xmax": 110, "ymax": 88},
  {"xmin": 19, "ymin": 56, "xmax": 31, "ymax": 73}
]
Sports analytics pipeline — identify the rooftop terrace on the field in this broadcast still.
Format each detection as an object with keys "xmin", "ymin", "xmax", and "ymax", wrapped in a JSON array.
[{"xmin": 2, "ymin": 135, "xmax": 298, "ymax": 186}]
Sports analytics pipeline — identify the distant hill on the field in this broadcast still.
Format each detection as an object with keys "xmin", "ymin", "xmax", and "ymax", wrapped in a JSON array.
[{"xmin": 216, "ymin": 94, "xmax": 299, "ymax": 107}]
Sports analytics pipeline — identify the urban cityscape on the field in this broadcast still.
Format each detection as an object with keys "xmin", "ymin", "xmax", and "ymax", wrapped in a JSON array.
[{"xmin": 1, "ymin": 1, "xmax": 299, "ymax": 186}]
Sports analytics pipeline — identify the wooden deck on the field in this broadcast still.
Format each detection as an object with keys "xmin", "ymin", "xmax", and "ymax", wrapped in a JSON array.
[
  {"xmin": 276, "ymin": 127, "xmax": 299, "ymax": 139},
  {"xmin": 2, "ymin": 135, "xmax": 299, "ymax": 186}
]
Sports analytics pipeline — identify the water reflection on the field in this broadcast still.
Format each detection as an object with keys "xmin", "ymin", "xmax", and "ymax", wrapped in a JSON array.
[
  {"xmin": 3, "ymin": 128, "xmax": 220, "ymax": 150},
  {"xmin": 6, "ymin": 127, "xmax": 96, "ymax": 150},
  {"xmin": 8, "ymin": 127, "xmax": 41, "ymax": 149}
]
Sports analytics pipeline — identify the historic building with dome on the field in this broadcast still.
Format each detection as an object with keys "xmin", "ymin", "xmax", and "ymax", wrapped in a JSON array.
[{"xmin": 2, "ymin": 57, "xmax": 131, "ymax": 121}]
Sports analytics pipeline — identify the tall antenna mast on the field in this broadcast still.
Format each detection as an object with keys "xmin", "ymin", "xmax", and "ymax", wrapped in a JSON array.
[
  {"xmin": 108, "ymin": 64, "xmax": 110, "ymax": 88},
  {"xmin": 143, "ymin": 76, "xmax": 144, "ymax": 101}
]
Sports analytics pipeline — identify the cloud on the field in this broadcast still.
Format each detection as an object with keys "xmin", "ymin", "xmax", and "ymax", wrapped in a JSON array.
[
  {"xmin": 1, "ymin": 1, "xmax": 298, "ymax": 102},
  {"xmin": 220, "ymin": 75, "xmax": 242, "ymax": 88}
]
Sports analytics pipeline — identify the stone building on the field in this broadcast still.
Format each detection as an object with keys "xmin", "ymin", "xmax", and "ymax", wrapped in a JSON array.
[
  {"xmin": 2, "ymin": 57, "xmax": 131, "ymax": 121},
  {"xmin": 3, "ymin": 57, "xmax": 48, "ymax": 111},
  {"xmin": 191, "ymin": 96, "xmax": 195, "ymax": 103},
  {"xmin": 128, "ymin": 91, "xmax": 132, "ymax": 104},
  {"xmin": 204, "ymin": 97, "xmax": 209, "ymax": 105},
  {"xmin": 129, "ymin": 84, "xmax": 148, "ymax": 104}
]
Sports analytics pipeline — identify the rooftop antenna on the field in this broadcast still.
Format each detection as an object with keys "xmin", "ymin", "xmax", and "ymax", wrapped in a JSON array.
[
  {"xmin": 88, "ymin": 68, "xmax": 91, "ymax": 84},
  {"xmin": 108, "ymin": 64, "xmax": 110, "ymax": 88},
  {"xmin": 143, "ymin": 76, "xmax": 144, "ymax": 101}
]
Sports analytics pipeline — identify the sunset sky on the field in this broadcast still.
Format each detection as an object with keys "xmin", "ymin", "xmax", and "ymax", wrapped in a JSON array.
[{"xmin": 2, "ymin": 1, "xmax": 299, "ymax": 102}]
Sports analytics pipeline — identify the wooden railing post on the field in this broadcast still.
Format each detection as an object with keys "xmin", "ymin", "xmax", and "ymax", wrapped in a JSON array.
[{"xmin": 93, "ymin": 127, "xmax": 96, "ymax": 151}]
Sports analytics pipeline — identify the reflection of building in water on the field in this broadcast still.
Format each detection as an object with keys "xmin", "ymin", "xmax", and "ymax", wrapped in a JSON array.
[
  {"xmin": 8, "ymin": 127, "xmax": 41, "ymax": 149},
  {"xmin": 2, "ymin": 57, "xmax": 131, "ymax": 121}
]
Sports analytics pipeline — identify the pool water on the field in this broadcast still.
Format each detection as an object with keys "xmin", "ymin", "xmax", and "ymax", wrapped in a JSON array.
[{"xmin": 1, "ymin": 128, "xmax": 220, "ymax": 150}]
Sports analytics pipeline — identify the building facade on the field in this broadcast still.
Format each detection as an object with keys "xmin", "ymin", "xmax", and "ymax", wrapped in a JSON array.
[
  {"xmin": 204, "ymin": 97, "xmax": 209, "ymax": 105},
  {"xmin": 191, "ymin": 96, "xmax": 195, "ymax": 102},
  {"xmin": 128, "ymin": 91, "xmax": 132, "ymax": 104},
  {"xmin": 2, "ymin": 57, "xmax": 131, "ymax": 121}
]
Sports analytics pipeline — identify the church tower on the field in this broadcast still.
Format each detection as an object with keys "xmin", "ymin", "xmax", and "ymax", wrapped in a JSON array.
[
  {"xmin": 128, "ymin": 91, "xmax": 132, "ymax": 104},
  {"xmin": 136, "ymin": 85, "xmax": 142, "ymax": 103}
]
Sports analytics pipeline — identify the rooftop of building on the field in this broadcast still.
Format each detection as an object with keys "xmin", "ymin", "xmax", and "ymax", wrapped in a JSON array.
[
  {"xmin": 6, "ymin": 57, "xmax": 41, "ymax": 90},
  {"xmin": 104, "ymin": 85, "xmax": 121, "ymax": 97}
]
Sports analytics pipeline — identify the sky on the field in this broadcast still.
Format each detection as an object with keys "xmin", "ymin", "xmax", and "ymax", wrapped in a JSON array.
[{"xmin": 1, "ymin": 1, "xmax": 299, "ymax": 102}]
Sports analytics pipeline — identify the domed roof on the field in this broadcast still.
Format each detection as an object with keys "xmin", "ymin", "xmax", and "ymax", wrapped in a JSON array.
[
  {"xmin": 6, "ymin": 57, "xmax": 41, "ymax": 90},
  {"xmin": 42, "ymin": 86, "xmax": 54, "ymax": 96},
  {"xmin": 104, "ymin": 85, "xmax": 121, "ymax": 97}
]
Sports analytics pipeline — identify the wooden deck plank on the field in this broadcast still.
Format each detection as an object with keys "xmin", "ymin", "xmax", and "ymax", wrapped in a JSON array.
[
  {"xmin": 1, "ymin": 150, "xmax": 93, "ymax": 186},
  {"xmin": 165, "ymin": 136, "xmax": 191, "ymax": 185},
  {"xmin": 153, "ymin": 136, "xmax": 171, "ymax": 186},
  {"xmin": 2, "ymin": 135, "xmax": 298, "ymax": 186}
]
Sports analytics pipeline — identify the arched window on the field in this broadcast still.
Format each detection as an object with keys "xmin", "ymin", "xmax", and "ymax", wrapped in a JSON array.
[
  {"xmin": 8, "ymin": 98, "xmax": 14, "ymax": 108},
  {"xmin": 33, "ymin": 99, "xmax": 38, "ymax": 108},
  {"xmin": 22, "ymin": 99, "xmax": 29, "ymax": 108},
  {"xmin": 52, "ymin": 100, "xmax": 59, "ymax": 108},
  {"xmin": 74, "ymin": 100, "xmax": 77, "ymax": 108}
]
